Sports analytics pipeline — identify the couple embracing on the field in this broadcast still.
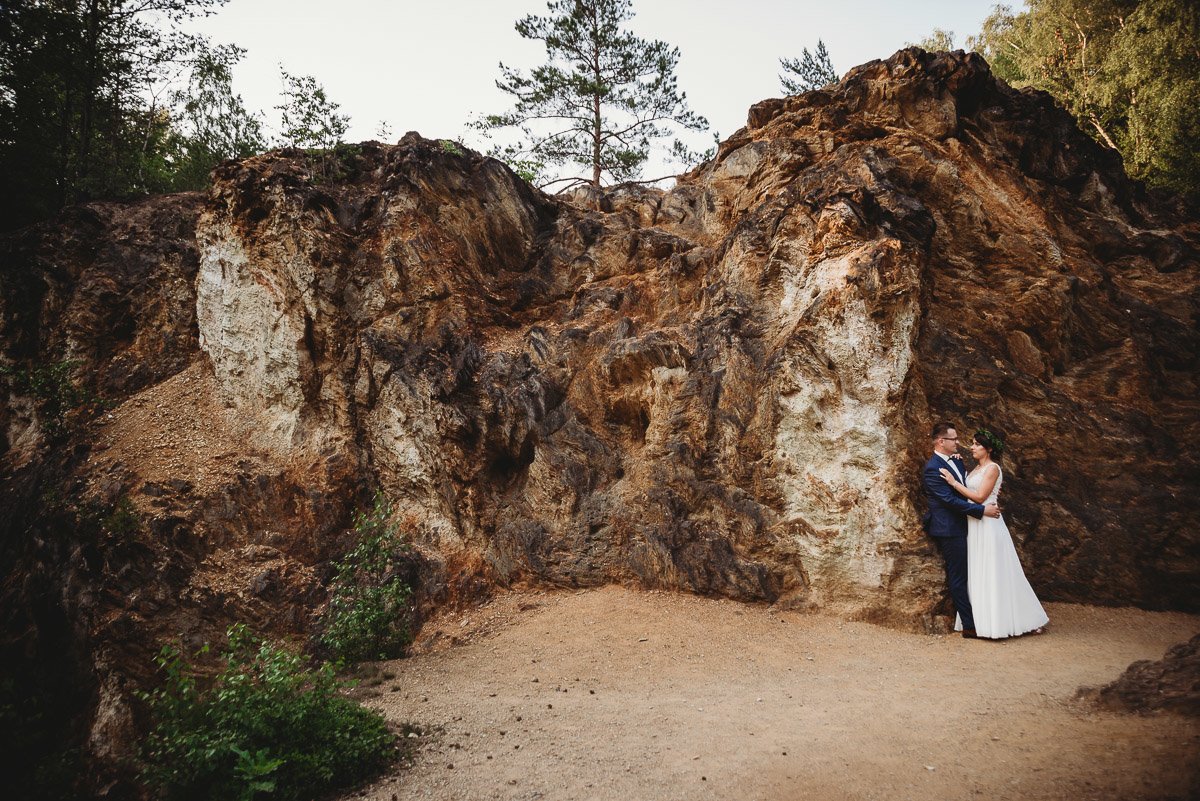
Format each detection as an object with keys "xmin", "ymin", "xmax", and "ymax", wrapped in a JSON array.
[{"xmin": 923, "ymin": 421, "xmax": 1048, "ymax": 640}]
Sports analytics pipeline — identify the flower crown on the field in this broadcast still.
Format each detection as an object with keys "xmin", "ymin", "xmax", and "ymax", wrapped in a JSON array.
[{"xmin": 974, "ymin": 428, "xmax": 1005, "ymax": 456}]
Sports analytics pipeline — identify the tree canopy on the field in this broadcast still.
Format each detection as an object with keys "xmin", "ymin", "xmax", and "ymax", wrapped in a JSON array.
[
  {"xmin": 276, "ymin": 69, "xmax": 349, "ymax": 152},
  {"xmin": 0, "ymin": 1, "xmax": 354, "ymax": 231},
  {"xmin": 912, "ymin": 28, "xmax": 957, "ymax": 52},
  {"xmin": 780, "ymin": 40, "xmax": 838, "ymax": 94},
  {"xmin": 942, "ymin": 0, "xmax": 1199, "ymax": 198},
  {"xmin": 0, "ymin": 0, "xmax": 226, "ymax": 229},
  {"xmin": 477, "ymin": 0, "xmax": 709, "ymax": 190},
  {"xmin": 166, "ymin": 42, "xmax": 266, "ymax": 191},
  {"xmin": 3, "ymin": 0, "xmax": 1194, "ymax": 233}
]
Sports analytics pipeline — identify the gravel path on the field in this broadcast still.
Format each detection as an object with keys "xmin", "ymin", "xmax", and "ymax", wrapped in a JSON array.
[{"xmin": 340, "ymin": 586, "xmax": 1199, "ymax": 801}]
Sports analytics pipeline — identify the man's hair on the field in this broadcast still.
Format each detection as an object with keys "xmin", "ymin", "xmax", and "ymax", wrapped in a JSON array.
[{"xmin": 931, "ymin": 421, "xmax": 956, "ymax": 440}]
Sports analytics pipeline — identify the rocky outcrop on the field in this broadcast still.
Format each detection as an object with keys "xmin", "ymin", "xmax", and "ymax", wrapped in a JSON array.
[
  {"xmin": 1093, "ymin": 634, "xmax": 1200, "ymax": 716},
  {"xmin": 0, "ymin": 196, "xmax": 203, "ymax": 459},
  {"xmin": 1, "ymin": 48, "xmax": 1198, "ymax": 797}
]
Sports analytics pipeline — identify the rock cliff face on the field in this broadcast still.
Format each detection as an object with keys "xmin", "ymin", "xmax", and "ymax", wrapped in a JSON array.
[{"xmin": 1, "ymin": 48, "xmax": 1198, "ymax": 795}]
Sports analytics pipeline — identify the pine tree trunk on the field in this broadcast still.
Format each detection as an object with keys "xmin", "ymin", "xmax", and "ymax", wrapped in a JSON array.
[
  {"xmin": 592, "ymin": 95, "xmax": 601, "ymax": 192},
  {"xmin": 590, "ymin": 4, "xmax": 602, "ymax": 194}
]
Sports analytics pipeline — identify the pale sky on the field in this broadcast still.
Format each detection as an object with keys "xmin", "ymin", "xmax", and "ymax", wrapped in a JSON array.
[{"xmin": 184, "ymin": 0, "xmax": 1008, "ymax": 181}]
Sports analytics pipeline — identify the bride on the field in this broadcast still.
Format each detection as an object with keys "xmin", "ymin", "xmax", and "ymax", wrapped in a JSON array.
[{"xmin": 939, "ymin": 429, "xmax": 1049, "ymax": 639}]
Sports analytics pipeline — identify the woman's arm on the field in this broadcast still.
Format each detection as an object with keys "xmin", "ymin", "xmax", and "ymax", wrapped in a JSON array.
[
  {"xmin": 939, "ymin": 463, "xmax": 999, "ymax": 503},
  {"xmin": 924, "ymin": 463, "xmax": 986, "ymax": 519}
]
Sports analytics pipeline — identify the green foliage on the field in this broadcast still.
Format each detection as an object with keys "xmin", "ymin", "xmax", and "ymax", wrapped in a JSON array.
[
  {"xmin": 302, "ymin": 142, "xmax": 363, "ymax": 186},
  {"xmin": 476, "ymin": 0, "xmax": 709, "ymax": 190},
  {"xmin": 963, "ymin": 5, "xmax": 1026, "ymax": 83},
  {"xmin": 506, "ymin": 156, "xmax": 550, "ymax": 184},
  {"xmin": 36, "ymin": 490, "xmax": 144, "ymax": 542},
  {"xmin": 319, "ymin": 495, "xmax": 414, "ymax": 663},
  {"xmin": 0, "ymin": 1, "xmax": 226, "ymax": 231},
  {"xmin": 101, "ymin": 496, "xmax": 143, "ymax": 537},
  {"xmin": 139, "ymin": 624, "xmax": 397, "ymax": 801},
  {"xmin": 229, "ymin": 747, "xmax": 283, "ymax": 801},
  {"xmin": 439, "ymin": 139, "xmax": 464, "ymax": 156},
  {"xmin": 963, "ymin": 0, "xmax": 1200, "ymax": 198},
  {"xmin": 0, "ymin": 359, "xmax": 100, "ymax": 439},
  {"xmin": 1099, "ymin": 0, "xmax": 1200, "ymax": 196},
  {"xmin": 779, "ymin": 40, "xmax": 838, "ymax": 94},
  {"xmin": 276, "ymin": 68, "xmax": 349, "ymax": 150},
  {"xmin": 167, "ymin": 42, "xmax": 267, "ymax": 191},
  {"xmin": 275, "ymin": 68, "xmax": 353, "ymax": 182},
  {"xmin": 912, "ymin": 28, "xmax": 958, "ymax": 51}
]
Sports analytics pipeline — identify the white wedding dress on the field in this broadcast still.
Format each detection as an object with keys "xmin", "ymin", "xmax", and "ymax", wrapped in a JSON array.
[{"xmin": 954, "ymin": 465, "xmax": 1049, "ymax": 639}]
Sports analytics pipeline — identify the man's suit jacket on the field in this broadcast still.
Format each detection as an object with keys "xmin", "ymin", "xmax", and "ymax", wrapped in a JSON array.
[{"xmin": 922, "ymin": 454, "xmax": 985, "ymax": 538}]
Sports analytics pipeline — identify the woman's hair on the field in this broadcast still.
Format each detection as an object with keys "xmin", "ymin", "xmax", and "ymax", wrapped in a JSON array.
[{"xmin": 973, "ymin": 427, "xmax": 1006, "ymax": 460}]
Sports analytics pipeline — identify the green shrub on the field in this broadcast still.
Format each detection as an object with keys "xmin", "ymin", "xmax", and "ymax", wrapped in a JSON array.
[
  {"xmin": 319, "ymin": 495, "xmax": 414, "ymax": 663},
  {"xmin": 0, "ymin": 359, "xmax": 100, "ymax": 439},
  {"xmin": 139, "ymin": 624, "xmax": 396, "ymax": 801},
  {"xmin": 101, "ymin": 496, "xmax": 142, "ymax": 537},
  {"xmin": 66, "ymin": 495, "xmax": 144, "ymax": 542},
  {"xmin": 439, "ymin": 139, "xmax": 463, "ymax": 156},
  {"xmin": 306, "ymin": 142, "xmax": 362, "ymax": 185}
]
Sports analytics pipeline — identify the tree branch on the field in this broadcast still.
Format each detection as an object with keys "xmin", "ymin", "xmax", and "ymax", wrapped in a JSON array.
[{"xmin": 537, "ymin": 175, "xmax": 590, "ymax": 190}]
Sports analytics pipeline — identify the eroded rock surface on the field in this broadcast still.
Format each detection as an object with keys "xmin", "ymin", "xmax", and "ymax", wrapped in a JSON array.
[
  {"xmin": 2, "ymin": 48, "xmax": 1198, "ymax": 796},
  {"xmin": 1093, "ymin": 634, "xmax": 1200, "ymax": 716}
]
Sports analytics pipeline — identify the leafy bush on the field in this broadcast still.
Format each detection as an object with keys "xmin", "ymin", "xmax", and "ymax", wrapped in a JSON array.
[
  {"xmin": 139, "ymin": 625, "xmax": 396, "ymax": 801},
  {"xmin": 68, "ymin": 495, "xmax": 144, "ymax": 538},
  {"xmin": 319, "ymin": 495, "xmax": 414, "ymax": 663}
]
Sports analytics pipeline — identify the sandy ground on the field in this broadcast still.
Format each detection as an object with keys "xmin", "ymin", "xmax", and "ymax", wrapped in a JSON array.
[{"xmin": 339, "ymin": 586, "xmax": 1200, "ymax": 801}]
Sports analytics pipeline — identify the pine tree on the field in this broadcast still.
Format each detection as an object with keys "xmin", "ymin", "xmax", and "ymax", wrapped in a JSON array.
[
  {"xmin": 478, "ymin": 0, "xmax": 708, "ymax": 190},
  {"xmin": 779, "ymin": 40, "xmax": 838, "ymax": 95}
]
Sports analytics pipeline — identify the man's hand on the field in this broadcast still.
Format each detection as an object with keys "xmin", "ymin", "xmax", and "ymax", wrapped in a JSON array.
[{"xmin": 984, "ymin": 503, "xmax": 1001, "ymax": 518}]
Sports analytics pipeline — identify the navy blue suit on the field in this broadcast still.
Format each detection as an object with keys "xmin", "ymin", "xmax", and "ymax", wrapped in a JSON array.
[{"xmin": 922, "ymin": 454, "xmax": 985, "ymax": 631}]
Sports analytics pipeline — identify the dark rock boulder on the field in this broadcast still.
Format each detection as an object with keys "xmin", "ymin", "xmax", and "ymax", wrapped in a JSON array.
[{"xmin": 1093, "ymin": 634, "xmax": 1200, "ymax": 716}]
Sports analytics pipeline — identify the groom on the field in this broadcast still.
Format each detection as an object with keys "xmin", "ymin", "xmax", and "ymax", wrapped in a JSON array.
[{"xmin": 922, "ymin": 421, "xmax": 1000, "ymax": 638}]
